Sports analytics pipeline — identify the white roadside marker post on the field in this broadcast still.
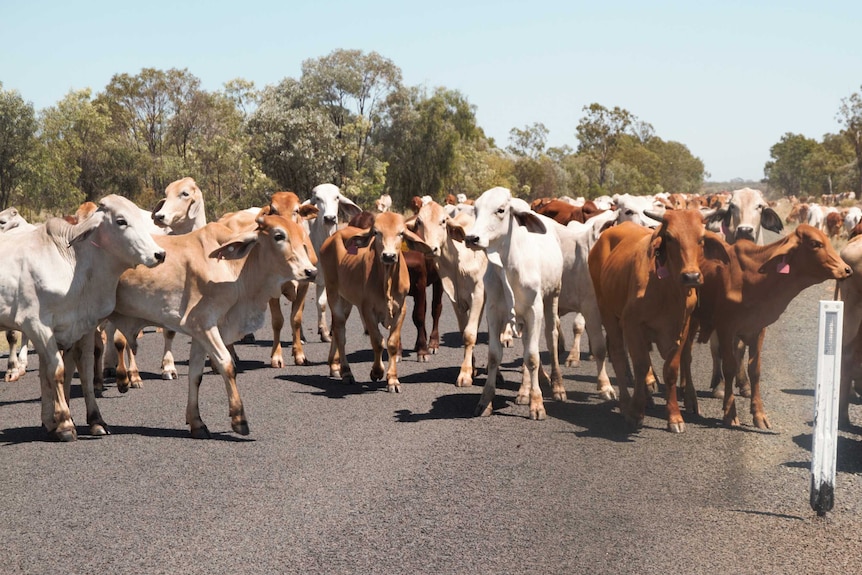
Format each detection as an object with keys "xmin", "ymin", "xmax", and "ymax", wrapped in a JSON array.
[{"xmin": 810, "ymin": 300, "xmax": 843, "ymax": 517}]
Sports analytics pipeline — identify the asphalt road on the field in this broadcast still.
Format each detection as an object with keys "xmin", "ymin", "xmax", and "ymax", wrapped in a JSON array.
[{"xmin": 2, "ymin": 279, "xmax": 862, "ymax": 575}]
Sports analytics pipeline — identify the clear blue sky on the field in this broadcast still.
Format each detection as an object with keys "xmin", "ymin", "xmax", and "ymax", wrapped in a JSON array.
[{"xmin": 2, "ymin": 0, "xmax": 860, "ymax": 183}]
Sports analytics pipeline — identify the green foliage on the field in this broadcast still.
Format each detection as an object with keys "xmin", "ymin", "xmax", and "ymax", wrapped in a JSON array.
[
  {"xmin": 838, "ymin": 86, "xmax": 862, "ymax": 195},
  {"xmin": 764, "ymin": 133, "xmax": 822, "ymax": 197},
  {"xmin": 0, "ymin": 83, "xmax": 39, "ymax": 209}
]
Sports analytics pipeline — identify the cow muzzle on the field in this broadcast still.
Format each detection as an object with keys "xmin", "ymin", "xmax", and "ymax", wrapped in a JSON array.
[
  {"xmin": 464, "ymin": 235, "xmax": 482, "ymax": 249},
  {"xmin": 380, "ymin": 252, "xmax": 398, "ymax": 265},
  {"xmin": 734, "ymin": 226, "xmax": 755, "ymax": 242},
  {"xmin": 681, "ymin": 271, "xmax": 702, "ymax": 286},
  {"xmin": 304, "ymin": 267, "xmax": 318, "ymax": 280},
  {"xmin": 323, "ymin": 215, "xmax": 338, "ymax": 225}
]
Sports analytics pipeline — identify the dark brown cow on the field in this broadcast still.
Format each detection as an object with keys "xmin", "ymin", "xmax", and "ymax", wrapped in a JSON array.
[
  {"xmin": 589, "ymin": 210, "xmax": 732, "ymax": 432},
  {"xmin": 532, "ymin": 199, "xmax": 604, "ymax": 225},
  {"xmin": 825, "ymin": 210, "xmax": 844, "ymax": 241},
  {"xmin": 683, "ymin": 225, "xmax": 851, "ymax": 428}
]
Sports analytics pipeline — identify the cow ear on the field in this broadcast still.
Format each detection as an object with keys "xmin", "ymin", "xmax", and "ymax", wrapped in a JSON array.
[
  {"xmin": 405, "ymin": 215, "xmax": 418, "ymax": 232},
  {"xmin": 210, "ymin": 232, "xmax": 258, "ymax": 260},
  {"xmin": 757, "ymin": 233, "xmax": 797, "ymax": 273},
  {"xmin": 703, "ymin": 231, "xmax": 732, "ymax": 265},
  {"xmin": 403, "ymin": 228, "xmax": 432, "ymax": 254},
  {"xmin": 704, "ymin": 208, "xmax": 728, "ymax": 228},
  {"xmin": 151, "ymin": 199, "xmax": 166, "ymax": 219},
  {"xmin": 514, "ymin": 211, "xmax": 547, "ymax": 234},
  {"xmin": 69, "ymin": 211, "xmax": 105, "ymax": 245},
  {"xmin": 338, "ymin": 197, "xmax": 363, "ymax": 222},
  {"xmin": 761, "ymin": 207, "xmax": 784, "ymax": 234},
  {"xmin": 187, "ymin": 198, "xmax": 202, "ymax": 220},
  {"xmin": 298, "ymin": 204, "xmax": 319, "ymax": 220},
  {"xmin": 447, "ymin": 219, "xmax": 467, "ymax": 242},
  {"xmin": 344, "ymin": 228, "xmax": 374, "ymax": 252}
]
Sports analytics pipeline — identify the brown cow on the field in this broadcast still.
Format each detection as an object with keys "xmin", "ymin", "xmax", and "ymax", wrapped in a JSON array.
[
  {"xmin": 532, "ymin": 198, "xmax": 604, "ymax": 225},
  {"xmin": 685, "ymin": 225, "xmax": 851, "ymax": 428},
  {"xmin": 825, "ymin": 209, "xmax": 844, "ymax": 241},
  {"xmin": 589, "ymin": 210, "xmax": 732, "ymax": 432},
  {"xmin": 319, "ymin": 211, "xmax": 431, "ymax": 392},
  {"xmin": 785, "ymin": 202, "xmax": 809, "ymax": 225}
]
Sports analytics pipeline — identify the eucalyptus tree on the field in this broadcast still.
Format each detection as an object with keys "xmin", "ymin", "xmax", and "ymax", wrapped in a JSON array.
[
  {"xmin": 764, "ymin": 132, "xmax": 820, "ymax": 197},
  {"xmin": 838, "ymin": 86, "xmax": 862, "ymax": 195},
  {"xmin": 575, "ymin": 103, "xmax": 636, "ymax": 188},
  {"xmin": 0, "ymin": 84, "xmax": 38, "ymax": 209}
]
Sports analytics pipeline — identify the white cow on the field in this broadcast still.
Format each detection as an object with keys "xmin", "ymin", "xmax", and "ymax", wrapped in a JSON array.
[
  {"xmin": 844, "ymin": 206, "xmax": 862, "ymax": 237},
  {"xmin": 555, "ymin": 210, "xmax": 620, "ymax": 400},
  {"xmin": 0, "ymin": 207, "xmax": 37, "ymax": 233},
  {"xmin": 374, "ymin": 193, "xmax": 392, "ymax": 213},
  {"xmin": 0, "ymin": 196, "xmax": 165, "ymax": 440},
  {"xmin": 463, "ymin": 186, "xmax": 564, "ymax": 420},
  {"xmin": 613, "ymin": 193, "xmax": 662, "ymax": 228},
  {"xmin": 0, "ymin": 208, "xmax": 37, "ymax": 381},
  {"xmin": 305, "ymin": 184, "xmax": 362, "ymax": 341}
]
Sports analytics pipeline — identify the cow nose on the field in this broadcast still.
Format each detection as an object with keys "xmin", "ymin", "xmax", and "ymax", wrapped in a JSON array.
[
  {"xmin": 324, "ymin": 215, "xmax": 337, "ymax": 224},
  {"xmin": 305, "ymin": 267, "xmax": 317, "ymax": 280},
  {"xmin": 845, "ymin": 266, "xmax": 853, "ymax": 277},
  {"xmin": 155, "ymin": 250, "xmax": 166, "ymax": 263},
  {"xmin": 153, "ymin": 213, "xmax": 165, "ymax": 223},
  {"xmin": 465, "ymin": 235, "xmax": 480, "ymax": 246},
  {"xmin": 735, "ymin": 226, "xmax": 755, "ymax": 241},
  {"xmin": 381, "ymin": 252, "xmax": 397, "ymax": 264},
  {"xmin": 681, "ymin": 272, "xmax": 701, "ymax": 285}
]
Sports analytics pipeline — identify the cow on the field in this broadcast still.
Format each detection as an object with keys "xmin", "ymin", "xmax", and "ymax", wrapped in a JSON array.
[
  {"xmin": 375, "ymin": 193, "xmax": 392, "ymax": 213},
  {"xmin": 305, "ymin": 183, "xmax": 363, "ymax": 342},
  {"xmin": 109, "ymin": 214, "xmax": 317, "ymax": 438},
  {"xmin": 350, "ymin": 210, "xmax": 444, "ymax": 361},
  {"xmin": 589, "ymin": 209, "xmax": 731, "ymax": 432},
  {"xmin": 785, "ymin": 202, "xmax": 809, "ymax": 225},
  {"xmin": 0, "ymin": 211, "xmax": 37, "ymax": 382},
  {"xmin": 0, "ymin": 207, "xmax": 37, "ymax": 233},
  {"xmin": 686, "ymin": 225, "xmax": 851, "ymax": 428},
  {"xmin": 825, "ymin": 208, "xmax": 844, "ymax": 241},
  {"xmin": 0, "ymin": 195, "xmax": 165, "ymax": 440},
  {"xmin": 463, "ymin": 187, "xmax": 565, "ymax": 420},
  {"xmin": 613, "ymin": 193, "xmax": 662, "ymax": 228},
  {"xmin": 151, "ymin": 177, "xmax": 208, "ymax": 234},
  {"xmin": 703, "ymin": 186, "xmax": 784, "ymax": 399},
  {"xmin": 837, "ymin": 236, "xmax": 862, "ymax": 428},
  {"xmin": 844, "ymin": 206, "xmax": 862, "ymax": 238},
  {"xmin": 532, "ymin": 198, "xmax": 604, "ymax": 225},
  {"xmin": 319, "ymin": 211, "xmax": 431, "ymax": 393},
  {"xmin": 410, "ymin": 201, "xmax": 490, "ymax": 385}
]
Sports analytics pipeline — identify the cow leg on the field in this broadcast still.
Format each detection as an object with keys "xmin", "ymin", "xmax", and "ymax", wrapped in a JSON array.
[
  {"xmin": 5, "ymin": 330, "xmax": 23, "ymax": 382},
  {"xmin": 584, "ymin": 306, "xmax": 614, "ymax": 400},
  {"xmin": 93, "ymin": 327, "xmax": 105, "ymax": 397},
  {"xmin": 428, "ymin": 275, "xmax": 443, "ymax": 354},
  {"xmin": 456, "ymin": 284, "xmax": 485, "ymax": 387},
  {"xmin": 545, "ymin": 295, "xmax": 566, "ymax": 402},
  {"xmin": 70, "ymin": 331, "xmax": 109, "ymax": 436},
  {"xmin": 747, "ymin": 330, "xmax": 770, "ymax": 429},
  {"xmin": 203, "ymin": 329, "xmax": 248, "ymax": 436},
  {"xmin": 384, "ymin": 305, "xmax": 408, "ymax": 393},
  {"xmin": 161, "ymin": 330, "xmax": 178, "ymax": 380},
  {"xmin": 411, "ymin": 274, "xmax": 430, "ymax": 362},
  {"xmin": 564, "ymin": 313, "xmax": 585, "ymax": 367},
  {"xmin": 328, "ymin": 297, "xmax": 353, "ymax": 384},
  {"xmin": 289, "ymin": 282, "xmax": 310, "ymax": 366},
  {"xmin": 32, "ymin": 332, "xmax": 76, "ymax": 441},
  {"xmin": 316, "ymin": 280, "xmax": 331, "ymax": 342},
  {"xmin": 708, "ymin": 333, "xmax": 725, "ymax": 398},
  {"xmin": 736, "ymin": 340, "xmax": 752, "ymax": 398},
  {"xmin": 362, "ymin": 307, "xmax": 387, "ymax": 386},
  {"xmin": 186, "ymin": 340, "xmax": 210, "ymax": 438},
  {"xmin": 659, "ymin": 335, "xmax": 687, "ymax": 434},
  {"xmin": 680, "ymin": 325, "xmax": 699, "ymax": 416},
  {"xmin": 603, "ymin": 316, "xmax": 632, "ymax": 413},
  {"xmin": 719, "ymin": 330, "xmax": 740, "ymax": 427},
  {"xmin": 268, "ymin": 296, "xmax": 286, "ymax": 368},
  {"xmin": 114, "ymin": 329, "xmax": 132, "ymax": 393},
  {"xmin": 515, "ymin": 304, "xmax": 546, "ymax": 420},
  {"xmin": 476, "ymin": 283, "xmax": 505, "ymax": 416},
  {"xmin": 624, "ymin": 329, "xmax": 651, "ymax": 431},
  {"xmin": 103, "ymin": 322, "xmax": 118, "ymax": 378}
]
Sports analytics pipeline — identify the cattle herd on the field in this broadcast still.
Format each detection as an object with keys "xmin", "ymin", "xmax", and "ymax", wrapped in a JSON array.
[{"xmin": 4, "ymin": 179, "xmax": 862, "ymax": 442}]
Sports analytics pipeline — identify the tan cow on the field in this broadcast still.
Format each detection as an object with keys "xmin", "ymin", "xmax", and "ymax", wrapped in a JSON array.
[
  {"xmin": 109, "ymin": 214, "xmax": 317, "ymax": 438},
  {"xmin": 151, "ymin": 177, "xmax": 208, "ymax": 234},
  {"xmin": 319, "ymin": 211, "xmax": 431, "ymax": 392},
  {"xmin": 0, "ymin": 196, "xmax": 165, "ymax": 440}
]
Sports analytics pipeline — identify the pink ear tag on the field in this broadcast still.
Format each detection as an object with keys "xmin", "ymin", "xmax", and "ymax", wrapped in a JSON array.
[
  {"xmin": 656, "ymin": 263, "xmax": 670, "ymax": 279},
  {"xmin": 776, "ymin": 255, "xmax": 790, "ymax": 274},
  {"xmin": 347, "ymin": 242, "xmax": 358, "ymax": 255}
]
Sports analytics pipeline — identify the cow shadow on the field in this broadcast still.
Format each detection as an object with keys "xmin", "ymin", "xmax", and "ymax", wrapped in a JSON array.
[
  {"xmin": 394, "ymin": 393, "xmax": 502, "ymax": 422},
  {"xmin": 787, "ymin": 432, "xmax": 862, "ymax": 475}
]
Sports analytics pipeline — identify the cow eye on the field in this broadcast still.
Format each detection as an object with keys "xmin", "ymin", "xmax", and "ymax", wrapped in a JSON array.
[
  {"xmin": 182, "ymin": 190, "xmax": 190, "ymax": 198},
  {"xmin": 116, "ymin": 217, "xmax": 128, "ymax": 227},
  {"xmin": 811, "ymin": 240, "xmax": 822, "ymax": 249},
  {"xmin": 496, "ymin": 207, "xmax": 505, "ymax": 215}
]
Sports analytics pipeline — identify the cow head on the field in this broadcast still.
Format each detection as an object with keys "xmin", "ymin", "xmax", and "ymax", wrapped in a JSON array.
[
  {"xmin": 0, "ymin": 207, "xmax": 24, "ymax": 232},
  {"xmin": 410, "ymin": 201, "xmax": 452, "ymax": 257},
  {"xmin": 645, "ymin": 208, "xmax": 730, "ymax": 288},
  {"xmin": 84, "ymin": 195, "xmax": 166, "ymax": 268},
  {"xmin": 308, "ymin": 183, "xmax": 362, "ymax": 232},
  {"xmin": 464, "ymin": 187, "xmax": 546, "ymax": 250},
  {"xmin": 343, "ymin": 211, "xmax": 430, "ymax": 266},
  {"xmin": 262, "ymin": 191, "xmax": 319, "ymax": 223},
  {"xmin": 614, "ymin": 193, "xmax": 662, "ymax": 228},
  {"xmin": 705, "ymin": 187, "xmax": 783, "ymax": 243},
  {"xmin": 210, "ymin": 214, "xmax": 318, "ymax": 283},
  {"xmin": 758, "ymin": 224, "xmax": 852, "ymax": 280},
  {"xmin": 152, "ymin": 177, "xmax": 205, "ymax": 231}
]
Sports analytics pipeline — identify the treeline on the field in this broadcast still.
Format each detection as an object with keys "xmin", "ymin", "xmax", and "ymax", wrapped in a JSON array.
[{"xmin": 2, "ymin": 48, "xmax": 860, "ymax": 217}]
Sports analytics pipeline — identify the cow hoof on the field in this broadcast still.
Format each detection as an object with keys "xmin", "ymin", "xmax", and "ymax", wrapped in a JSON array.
[
  {"xmin": 387, "ymin": 383, "xmax": 401, "ymax": 393},
  {"xmin": 667, "ymin": 421, "xmax": 686, "ymax": 433},
  {"xmin": 565, "ymin": 359, "xmax": 581, "ymax": 368},
  {"xmin": 130, "ymin": 381, "xmax": 143, "ymax": 389},
  {"xmin": 598, "ymin": 386, "xmax": 617, "ymax": 401},
  {"xmin": 117, "ymin": 382, "xmax": 129, "ymax": 394},
  {"xmin": 50, "ymin": 427, "xmax": 78, "ymax": 442},
  {"xmin": 4, "ymin": 370, "xmax": 20, "ymax": 382},
  {"xmin": 711, "ymin": 386, "xmax": 725, "ymax": 399},
  {"xmin": 271, "ymin": 357, "xmax": 285, "ymax": 368},
  {"xmin": 515, "ymin": 394, "xmax": 530, "ymax": 405},
  {"xmin": 753, "ymin": 414, "xmax": 772, "ymax": 430},
  {"xmin": 342, "ymin": 373, "xmax": 355, "ymax": 385},
  {"xmin": 553, "ymin": 391, "xmax": 567, "ymax": 402},
  {"xmin": 530, "ymin": 407, "xmax": 547, "ymax": 421},
  {"xmin": 90, "ymin": 423, "xmax": 111, "ymax": 436},
  {"xmin": 319, "ymin": 329, "xmax": 331, "ymax": 343},
  {"xmin": 623, "ymin": 414, "xmax": 644, "ymax": 431},
  {"xmin": 292, "ymin": 355, "xmax": 308, "ymax": 367},
  {"xmin": 738, "ymin": 384, "xmax": 752, "ymax": 398},
  {"xmin": 475, "ymin": 402, "xmax": 493, "ymax": 417},
  {"xmin": 94, "ymin": 387, "xmax": 104, "ymax": 399},
  {"xmin": 370, "ymin": 369, "xmax": 384, "ymax": 382},
  {"xmin": 162, "ymin": 370, "xmax": 177, "ymax": 381},
  {"xmin": 190, "ymin": 426, "xmax": 211, "ymax": 439},
  {"xmin": 430, "ymin": 346, "xmax": 438, "ymax": 355},
  {"xmin": 456, "ymin": 373, "xmax": 473, "ymax": 387},
  {"xmin": 417, "ymin": 354, "xmax": 429, "ymax": 363},
  {"xmin": 232, "ymin": 420, "xmax": 250, "ymax": 436},
  {"xmin": 722, "ymin": 415, "xmax": 741, "ymax": 427}
]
